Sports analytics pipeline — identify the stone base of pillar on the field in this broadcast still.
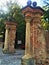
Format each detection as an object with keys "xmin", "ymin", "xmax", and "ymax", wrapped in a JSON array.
[
  {"xmin": 2, "ymin": 48, "xmax": 16, "ymax": 54},
  {"xmin": 21, "ymin": 54, "xmax": 36, "ymax": 65}
]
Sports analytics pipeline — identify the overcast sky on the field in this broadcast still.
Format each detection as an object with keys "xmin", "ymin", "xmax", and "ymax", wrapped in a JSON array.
[
  {"xmin": 0, "ymin": 0, "xmax": 44, "ymax": 7},
  {"xmin": 17, "ymin": 0, "xmax": 44, "ymax": 7}
]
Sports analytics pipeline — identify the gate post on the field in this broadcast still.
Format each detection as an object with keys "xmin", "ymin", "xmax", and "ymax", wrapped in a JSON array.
[
  {"xmin": 21, "ymin": 10, "xmax": 35, "ymax": 65},
  {"xmin": 21, "ymin": 1, "xmax": 36, "ymax": 65},
  {"xmin": 3, "ymin": 21, "xmax": 17, "ymax": 53},
  {"xmin": 21, "ymin": 0, "xmax": 47, "ymax": 65}
]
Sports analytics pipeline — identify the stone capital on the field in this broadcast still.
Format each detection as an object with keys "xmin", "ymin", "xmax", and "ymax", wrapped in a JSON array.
[
  {"xmin": 5, "ymin": 21, "xmax": 17, "ymax": 30},
  {"xmin": 5, "ymin": 25, "xmax": 10, "ymax": 30},
  {"xmin": 25, "ymin": 16, "xmax": 32, "ymax": 23}
]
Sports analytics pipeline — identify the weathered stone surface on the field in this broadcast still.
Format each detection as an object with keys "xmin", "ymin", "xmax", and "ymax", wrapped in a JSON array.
[
  {"xmin": 21, "ymin": 57, "xmax": 36, "ymax": 65},
  {"xmin": 30, "ymin": 14, "xmax": 47, "ymax": 61},
  {"xmin": 0, "ymin": 47, "xmax": 24, "ymax": 65},
  {"xmin": 44, "ymin": 31, "xmax": 49, "ymax": 58},
  {"xmin": 22, "ymin": 2, "xmax": 47, "ymax": 65},
  {"xmin": 3, "ymin": 21, "xmax": 17, "ymax": 53}
]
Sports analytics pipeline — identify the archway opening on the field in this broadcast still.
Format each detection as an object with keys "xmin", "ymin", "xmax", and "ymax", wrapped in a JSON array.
[{"xmin": 14, "ymin": 23, "xmax": 26, "ymax": 49}]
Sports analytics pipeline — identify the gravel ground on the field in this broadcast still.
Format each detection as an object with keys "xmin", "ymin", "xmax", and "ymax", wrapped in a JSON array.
[{"xmin": 0, "ymin": 47, "xmax": 25, "ymax": 65}]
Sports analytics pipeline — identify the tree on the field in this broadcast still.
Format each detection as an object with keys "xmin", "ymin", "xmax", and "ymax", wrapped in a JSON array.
[
  {"xmin": 41, "ymin": 16, "xmax": 49, "ymax": 30},
  {"xmin": 0, "ymin": 0, "xmax": 25, "ymax": 45},
  {"xmin": 42, "ymin": 0, "xmax": 49, "ymax": 30},
  {"xmin": 43, "ymin": 0, "xmax": 49, "ymax": 7}
]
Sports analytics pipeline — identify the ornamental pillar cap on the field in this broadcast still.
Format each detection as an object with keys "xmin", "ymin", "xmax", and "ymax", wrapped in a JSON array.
[
  {"xmin": 4, "ymin": 21, "xmax": 17, "ymax": 26},
  {"xmin": 21, "ymin": 0, "xmax": 44, "ymax": 16},
  {"xmin": 32, "ymin": 1, "xmax": 37, "ymax": 7},
  {"xmin": 25, "ymin": 13, "xmax": 32, "ymax": 17},
  {"xmin": 25, "ymin": 14, "xmax": 32, "ymax": 22},
  {"xmin": 27, "ymin": 0, "xmax": 32, "ymax": 6}
]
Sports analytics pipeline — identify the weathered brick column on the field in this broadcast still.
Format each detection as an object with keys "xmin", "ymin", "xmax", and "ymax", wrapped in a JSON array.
[
  {"xmin": 23, "ymin": 14, "xmax": 32, "ymax": 57},
  {"xmin": 21, "ymin": 12, "xmax": 35, "ymax": 65},
  {"xmin": 44, "ymin": 30, "xmax": 49, "ymax": 61},
  {"xmin": 3, "ymin": 21, "xmax": 17, "ymax": 53},
  {"xmin": 25, "ymin": 16, "xmax": 31, "ymax": 55},
  {"xmin": 31, "ymin": 14, "xmax": 47, "ymax": 62},
  {"xmin": 21, "ymin": 1, "xmax": 36, "ymax": 65},
  {"xmin": 21, "ymin": 1, "xmax": 47, "ymax": 65}
]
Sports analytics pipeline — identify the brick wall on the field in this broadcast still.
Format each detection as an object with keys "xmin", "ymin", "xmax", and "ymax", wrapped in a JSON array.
[{"xmin": 44, "ymin": 31, "xmax": 49, "ymax": 54}]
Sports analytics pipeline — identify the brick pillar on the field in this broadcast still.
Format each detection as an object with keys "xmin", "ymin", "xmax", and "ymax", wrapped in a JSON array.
[
  {"xmin": 21, "ymin": 1, "xmax": 47, "ymax": 65},
  {"xmin": 3, "ymin": 21, "xmax": 17, "ymax": 53},
  {"xmin": 21, "ymin": 14, "xmax": 36, "ymax": 65},
  {"xmin": 44, "ymin": 31, "xmax": 49, "ymax": 58},
  {"xmin": 23, "ymin": 15, "xmax": 32, "ymax": 58},
  {"xmin": 31, "ymin": 14, "xmax": 47, "ymax": 62}
]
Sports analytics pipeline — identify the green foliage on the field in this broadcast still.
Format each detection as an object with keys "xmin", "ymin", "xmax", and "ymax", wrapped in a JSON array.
[
  {"xmin": 0, "ymin": 0, "xmax": 25, "ymax": 44},
  {"xmin": 0, "ymin": 12, "xmax": 5, "ymax": 33},
  {"xmin": 41, "ymin": 16, "xmax": 48, "ymax": 30},
  {"xmin": 41, "ymin": 7, "xmax": 49, "ymax": 30},
  {"xmin": 43, "ymin": 0, "xmax": 49, "ymax": 6},
  {"xmin": 42, "ymin": 0, "xmax": 49, "ymax": 30}
]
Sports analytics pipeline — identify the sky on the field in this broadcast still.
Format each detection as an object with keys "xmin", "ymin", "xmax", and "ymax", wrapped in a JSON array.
[
  {"xmin": 17, "ymin": 0, "xmax": 44, "ymax": 7},
  {"xmin": 0, "ymin": 0, "xmax": 44, "ymax": 7},
  {"xmin": 0, "ymin": 0, "xmax": 45, "ymax": 12}
]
